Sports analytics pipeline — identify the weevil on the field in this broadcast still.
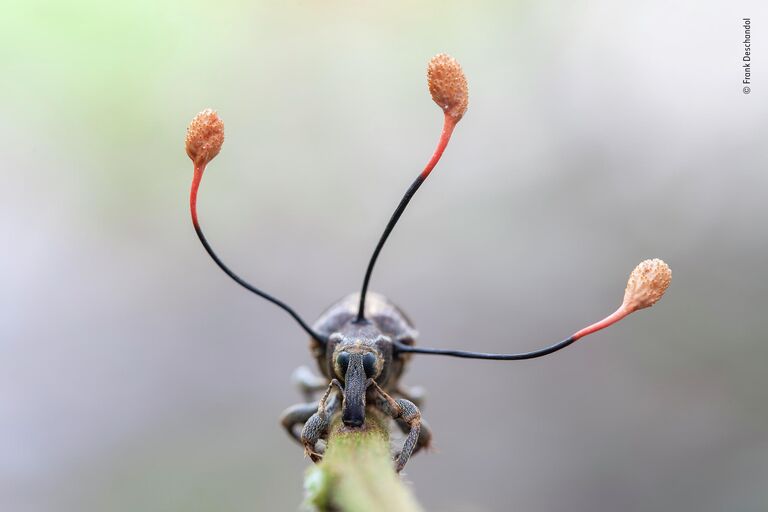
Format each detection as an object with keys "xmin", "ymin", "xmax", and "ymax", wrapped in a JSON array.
[{"xmin": 184, "ymin": 54, "xmax": 671, "ymax": 472}]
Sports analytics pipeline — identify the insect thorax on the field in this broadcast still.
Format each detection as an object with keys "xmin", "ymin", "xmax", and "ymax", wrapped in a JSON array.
[{"xmin": 310, "ymin": 292, "xmax": 418, "ymax": 389}]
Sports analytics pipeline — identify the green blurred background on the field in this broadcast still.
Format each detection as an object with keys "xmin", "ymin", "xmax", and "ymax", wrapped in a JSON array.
[{"xmin": 3, "ymin": 1, "xmax": 768, "ymax": 511}]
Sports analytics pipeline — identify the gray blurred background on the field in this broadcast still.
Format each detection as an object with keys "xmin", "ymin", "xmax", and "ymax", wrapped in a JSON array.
[{"xmin": 3, "ymin": 1, "xmax": 768, "ymax": 511}]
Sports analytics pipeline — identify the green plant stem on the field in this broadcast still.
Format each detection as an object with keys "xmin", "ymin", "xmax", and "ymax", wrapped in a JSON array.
[{"xmin": 303, "ymin": 411, "xmax": 424, "ymax": 512}]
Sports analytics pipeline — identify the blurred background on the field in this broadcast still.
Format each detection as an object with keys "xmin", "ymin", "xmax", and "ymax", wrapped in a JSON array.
[{"xmin": 2, "ymin": 1, "xmax": 768, "ymax": 511}]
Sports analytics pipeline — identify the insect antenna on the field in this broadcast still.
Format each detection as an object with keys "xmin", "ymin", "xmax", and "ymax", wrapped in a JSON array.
[
  {"xmin": 356, "ymin": 54, "xmax": 469, "ymax": 322},
  {"xmin": 186, "ymin": 109, "xmax": 326, "ymax": 344},
  {"xmin": 394, "ymin": 259, "xmax": 672, "ymax": 360}
]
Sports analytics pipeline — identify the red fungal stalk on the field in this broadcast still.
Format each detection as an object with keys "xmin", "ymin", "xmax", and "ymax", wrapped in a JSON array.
[
  {"xmin": 396, "ymin": 259, "xmax": 672, "ymax": 360},
  {"xmin": 572, "ymin": 259, "xmax": 672, "ymax": 340},
  {"xmin": 186, "ymin": 109, "xmax": 224, "ymax": 229},
  {"xmin": 356, "ymin": 53, "xmax": 469, "ymax": 321},
  {"xmin": 184, "ymin": 108, "xmax": 324, "ymax": 342}
]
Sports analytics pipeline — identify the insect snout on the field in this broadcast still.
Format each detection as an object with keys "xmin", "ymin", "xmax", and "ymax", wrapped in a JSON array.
[{"xmin": 336, "ymin": 350, "xmax": 380, "ymax": 428}]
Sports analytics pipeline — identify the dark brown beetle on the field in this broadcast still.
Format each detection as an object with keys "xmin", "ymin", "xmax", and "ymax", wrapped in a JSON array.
[
  {"xmin": 289, "ymin": 293, "xmax": 425, "ymax": 472},
  {"xmin": 185, "ymin": 54, "xmax": 671, "ymax": 472}
]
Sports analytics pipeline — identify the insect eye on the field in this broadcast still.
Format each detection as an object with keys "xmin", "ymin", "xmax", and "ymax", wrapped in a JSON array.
[
  {"xmin": 336, "ymin": 352, "xmax": 350, "ymax": 375},
  {"xmin": 363, "ymin": 352, "xmax": 377, "ymax": 377}
]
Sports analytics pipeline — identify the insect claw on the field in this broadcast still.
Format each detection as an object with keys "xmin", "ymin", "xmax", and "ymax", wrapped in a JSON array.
[{"xmin": 304, "ymin": 446, "xmax": 324, "ymax": 462}]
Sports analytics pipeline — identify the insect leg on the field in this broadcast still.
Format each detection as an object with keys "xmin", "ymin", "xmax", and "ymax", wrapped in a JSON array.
[
  {"xmin": 396, "ymin": 384, "xmax": 427, "ymax": 408},
  {"xmin": 280, "ymin": 402, "xmax": 319, "ymax": 445},
  {"xmin": 370, "ymin": 381, "xmax": 422, "ymax": 472},
  {"xmin": 301, "ymin": 379, "xmax": 342, "ymax": 462},
  {"xmin": 291, "ymin": 365, "xmax": 329, "ymax": 402},
  {"xmin": 395, "ymin": 416, "xmax": 432, "ymax": 456}
]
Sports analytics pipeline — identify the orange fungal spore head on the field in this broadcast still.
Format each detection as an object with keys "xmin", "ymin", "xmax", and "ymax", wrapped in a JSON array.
[
  {"xmin": 186, "ymin": 109, "xmax": 224, "ymax": 167},
  {"xmin": 622, "ymin": 259, "xmax": 672, "ymax": 312},
  {"xmin": 427, "ymin": 53, "xmax": 469, "ymax": 122}
]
